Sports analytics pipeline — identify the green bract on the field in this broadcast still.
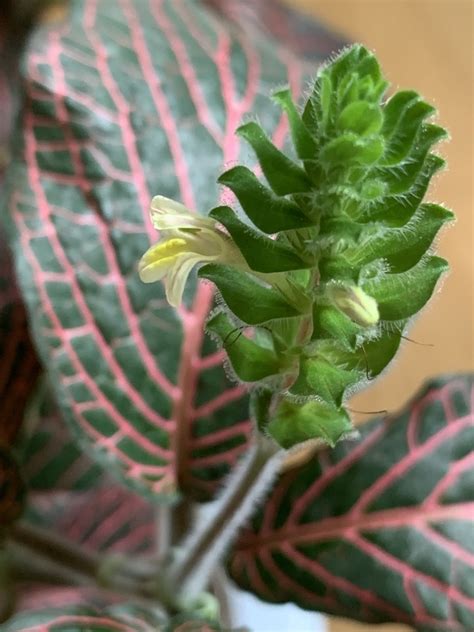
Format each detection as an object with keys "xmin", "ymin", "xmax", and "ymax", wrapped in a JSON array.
[{"xmin": 200, "ymin": 44, "xmax": 451, "ymax": 448}]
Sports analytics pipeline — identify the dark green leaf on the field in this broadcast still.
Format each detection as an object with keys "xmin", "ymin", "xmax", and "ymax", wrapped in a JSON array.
[
  {"xmin": 333, "ymin": 328, "xmax": 403, "ymax": 379},
  {"xmin": 210, "ymin": 206, "xmax": 311, "ymax": 273},
  {"xmin": 381, "ymin": 90, "xmax": 419, "ymax": 137},
  {"xmin": 218, "ymin": 166, "xmax": 314, "ymax": 233},
  {"xmin": 237, "ymin": 122, "xmax": 312, "ymax": 194},
  {"xmin": 346, "ymin": 203, "xmax": 454, "ymax": 271},
  {"xmin": 199, "ymin": 264, "xmax": 301, "ymax": 324},
  {"xmin": 380, "ymin": 126, "xmax": 447, "ymax": 195},
  {"xmin": 272, "ymin": 89, "xmax": 317, "ymax": 159},
  {"xmin": 362, "ymin": 256, "xmax": 448, "ymax": 321},
  {"xmin": 312, "ymin": 304, "xmax": 362, "ymax": 349},
  {"xmin": 289, "ymin": 355, "xmax": 359, "ymax": 405},
  {"xmin": 383, "ymin": 99, "xmax": 437, "ymax": 165},
  {"xmin": 359, "ymin": 154, "xmax": 445, "ymax": 225},
  {"xmin": 206, "ymin": 312, "xmax": 281, "ymax": 382},
  {"xmin": 268, "ymin": 398, "xmax": 352, "ymax": 448},
  {"xmin": 383, "ymin": 205, "xmax": 453, "ymax": 272}
]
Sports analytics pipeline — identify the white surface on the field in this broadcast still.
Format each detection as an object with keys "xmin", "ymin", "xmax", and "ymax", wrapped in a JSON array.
[{"xmin": 229, "ymin": 584, "xmax": 327, "ymax": 632}]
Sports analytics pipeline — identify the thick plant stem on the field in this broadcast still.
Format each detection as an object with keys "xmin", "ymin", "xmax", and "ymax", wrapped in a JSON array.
[
  {"xmin": 211, "ymin": 567, "xmax": 233, "ymax": 629},
  {"xmin": 170, "ymin": 436, "xmax": 284, "ymax": 601},
  {"xmin": 11, "ymin": 523, "xmax": 99, "ymax": 578},
  {"xmin": 7, "ymin": 542, "xmax": 90, "ymax": 587},
  {"xmin": 156, "ymin": 504, "xmax": 171, "ymax": 560},
  {"xmin": 8, "ymin": 523, "xmax": 170, "ymax": 607}
]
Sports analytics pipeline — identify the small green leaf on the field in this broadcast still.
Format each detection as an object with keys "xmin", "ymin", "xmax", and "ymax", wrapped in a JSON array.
[
  {"xmin": 346, "ymin": 203, "xmax": 454, "ymax": 271},
  {"xmin": 380, "ymin": 128, "xmax": 447, "ymax": 199},
  {"xmin": 383, "ymin": 204, "xmax": 453, "ymax": 272},
  {"xmin": 383, "ymin": 99, "xmax": 436, "ymax": 165},
  {"xmin": 381, "ymin": 90, "xmax": 420, "ymax": 136},
  {"xmin": 359, "ymin": 154, "xmax": 445, "ymax": 225},
  {"xmin": 272, "ymin": 89, "xmax": 317, "ymax": 159},
  {"xmin": 321, "ymin": 133, "xmax": 385, "ymax": 167},
  {"xmin": 319, "ymin": 73, "xmax": 333, "ymax": 128},
  {"xmin": 210, "ymin": 206, "xmax": 311, "ymax": 273},
  {"xmin": 199, "ymin": 264, "xmax": 301, "ymax": 324},
  {"xmin": 337, "ymin": 101, "xmax": 383, "ymax": 136},
  {"xmin": 330, "ymin": 44, "xmax": 374, "ymax": 88},
  {"xmin": 236, "ymin": 122, "xmax": 312, "ymax": 194},
  {"xmin": 360, "ymin": 329, "xmax": 403, "ymax": 377},
  {"xmin": 362, "ymin": 256, "xmax": 448, "ymax": 321},
  {"xmin": 333, "ymin": 328, "xmax": 403, "ymax": 379},
  {"xmin": 218, "ymin": 166, "xmax": 314, "ymax": 233},
  {"xmin": 207, "ymin": 312, "xmax": 281, "ymax": 382},
  {"xmin": 290, "ymin": 355, "xmax": 359, "ymax": 405},
  {"xmin": 313, "ymin": 304, "xmax": 362, "ymax": 349},
  {"xmin": 268, "ymin": 398, "xmax": 352, "ymax": 448}
]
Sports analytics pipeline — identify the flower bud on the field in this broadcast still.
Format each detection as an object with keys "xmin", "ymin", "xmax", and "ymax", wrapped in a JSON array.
[{"xmin": 327, "ymin": 284, "xmax": 379, "ymax": 327}]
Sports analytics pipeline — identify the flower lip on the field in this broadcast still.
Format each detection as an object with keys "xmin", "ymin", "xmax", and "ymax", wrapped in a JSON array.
[
  {"xmin": 139, "ymin": 196, "xmax": 242, "ymax": 307},
  {"xmin": 150, "ymin": 195, "xmax": 217, "ymax": 232}
]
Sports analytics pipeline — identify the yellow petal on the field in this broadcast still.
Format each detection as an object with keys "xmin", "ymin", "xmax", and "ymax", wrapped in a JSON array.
[
  {"xmin": 151, "ymin": 195, "xmax": 191, "ymax": 216},
  {"xmin": 138, "ymin": 238, "xmax": 187, "ymax": 283},
  {"xmin": 165, "ymin": 253, "xmax": 205, "ymax": 307},
  {"xmin": 150, "ymin": 195, "xmax": 216, "ymax": 232}
]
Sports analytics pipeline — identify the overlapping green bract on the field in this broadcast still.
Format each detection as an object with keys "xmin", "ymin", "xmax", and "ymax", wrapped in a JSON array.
[{"xmin": 201, "ymin": 44, "xmax": 452, "ymax": 448}]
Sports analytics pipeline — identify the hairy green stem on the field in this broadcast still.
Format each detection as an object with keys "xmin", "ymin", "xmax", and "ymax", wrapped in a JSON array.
[
  {"xmin": 7, "ymin": 541, "xmax": 89, "ymax": 587},
  {"xmin": 155, "ymin": 504, "xmax": 171, "ymax": 560},
  {"xmin": 170, "ymin": 436, "xmax": 284, "ymax": 601},
  {"xmin": 8, "ymin": 523, "xmax": 171, "ymax": 609},
  {"xmin": 11, "ymin": 523, "xmax": 99, "ymax": 578},
  {"xmin": 211, "ymin": 567, "xmax": 233, "ymax": 629}
]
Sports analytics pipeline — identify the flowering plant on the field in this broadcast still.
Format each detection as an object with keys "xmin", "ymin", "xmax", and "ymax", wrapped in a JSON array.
[{"xmin": 1, "ymin": 2, "xmax": 472, "ymax": 631}]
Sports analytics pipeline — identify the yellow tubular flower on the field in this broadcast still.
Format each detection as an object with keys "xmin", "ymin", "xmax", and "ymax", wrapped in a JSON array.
[{"xmin": 139, "ymin": 196, "xmax": 241, "ymax": 307}]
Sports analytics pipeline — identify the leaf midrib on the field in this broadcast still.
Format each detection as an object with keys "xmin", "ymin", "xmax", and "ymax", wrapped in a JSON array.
[{"xmin": 236, "ymin": 502, "xmax": 474, "ymax": 552}]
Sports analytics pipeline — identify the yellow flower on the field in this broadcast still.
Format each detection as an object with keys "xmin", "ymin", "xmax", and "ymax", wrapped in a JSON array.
[{"xmin": 139, "ymin": 196, "xmax": 239, "ymax": 307}]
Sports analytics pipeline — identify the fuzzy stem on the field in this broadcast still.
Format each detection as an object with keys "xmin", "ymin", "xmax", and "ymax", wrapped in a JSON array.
[
  {"xmin": 10, "ymin": 523, "xmax": 99, "ymax": 578},
  {"xmin": 156, "ymin": 504, "xmax": 171, "ymax": 560},
  {"xmin": 171, "ymin": 497, "xmax": 194, "ymax": 546},
  {"xmin": 170, "ymin": 436, "xmax": 284, "ymax": 600},
  {"xmin": 7, "ymin": 541, "xmax": 89, "ymax": 587},
  {"xmin": 8, "ymin": 523, "xmax": 171, "ymax": 608},
  {"xmin": 211, "ymin": 567, "xmax": 233, "ymax": 629}
]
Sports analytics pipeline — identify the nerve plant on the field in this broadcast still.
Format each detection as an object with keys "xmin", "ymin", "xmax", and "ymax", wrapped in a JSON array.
[
  {"xmin": 129, "ymin": 41, "xmax": 453, "ymax": 606},
  {"xmin": 140, "ymin": 43, "xmax": 451, "ymax": 451},
  {"xmin": 1, "ymin": 6, "xmax": 472, "ymax": 629}
]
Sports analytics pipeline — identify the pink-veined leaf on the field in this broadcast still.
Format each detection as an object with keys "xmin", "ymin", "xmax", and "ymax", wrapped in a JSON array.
[
  {"xmin": 25, "ymin": 483, "xmax": 154, "ymax": 555},
  {"xmin": 203, "ymin": 0, "xmax": 346, "ymax": 61},
  {"xmin": 2, "ymin": 602, "xmax": 165, "ymax": 632},
  {"xmin": 17, "ymin": 396, "xmax": 106, "ymax": 493},
  {"xmin": 229, "ymin": 374, "xmax": 474, "ymax": 630},
  {"xmin": 10, "ymin": 486, "xmax": 223, "ymax": 630},
  {"xmin": 10, "ymin": 484, "xmax": 156, "ymax": 623},
  {"xmin": 1, "ymin": 0, "xmax": 341, "ymax": 501}
]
